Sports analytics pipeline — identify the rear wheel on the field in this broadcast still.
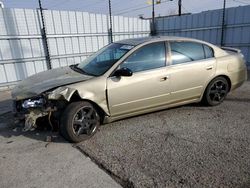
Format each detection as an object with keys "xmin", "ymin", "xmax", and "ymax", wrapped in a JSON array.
[
  {"xmin": 202, "ymin": 77, "xmax": 229, "ymax": 106},
  {"xmin": 60, "ymin": 101, "xmax": 100, "ymax": 143}
]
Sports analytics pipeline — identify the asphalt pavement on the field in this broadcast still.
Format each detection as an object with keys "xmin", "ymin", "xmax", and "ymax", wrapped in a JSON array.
[{"xmin": 78, "ymin": 79, "xmax": 250, "ymax": 187}]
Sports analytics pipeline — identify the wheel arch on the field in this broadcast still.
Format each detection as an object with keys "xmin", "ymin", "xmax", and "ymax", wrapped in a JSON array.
[
  {"xmin": 201, "ymin": 74, "xmax": 232, "ymax": 101},
  {"xmin": 219, "ymin": 75, "xmax": 232, "ymax": 91},
  {"xmin": 69, "ymin": 91, "xmax": 108, "ymax": 123}
]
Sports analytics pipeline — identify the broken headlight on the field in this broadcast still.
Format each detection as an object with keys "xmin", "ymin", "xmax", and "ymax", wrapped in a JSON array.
[{"xmin": 22, "ymin": 97, "xmax": 45, "ymax": 109}]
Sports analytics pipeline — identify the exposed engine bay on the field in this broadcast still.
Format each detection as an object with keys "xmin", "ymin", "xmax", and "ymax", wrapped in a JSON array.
[{"xmin": 13, "ymin": 87, "xmax": 76, "ymax": 131}]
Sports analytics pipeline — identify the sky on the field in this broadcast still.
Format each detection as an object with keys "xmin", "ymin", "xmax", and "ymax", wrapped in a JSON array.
[{"xmin": 1, "ymin": 0, "xmax": 250, "ymax": 17}]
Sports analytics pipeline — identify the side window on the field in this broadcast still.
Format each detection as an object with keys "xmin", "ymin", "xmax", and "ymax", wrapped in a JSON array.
[
  {"xmin": 170, "ymin": 41, "xmax": 205, "ymax": 65},
  {"xmin": 120, "ymin": 42, "xmax": 166, "ymax": 72},
  {"xmin": 203, "ymin": 44, "xmax": 214, "ymax": 58}
]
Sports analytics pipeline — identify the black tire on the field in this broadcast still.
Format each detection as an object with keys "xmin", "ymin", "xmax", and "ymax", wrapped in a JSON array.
[
  {"xmin": 202, "ymin": 76, "xmax": 229, "ymax": 106},
  {"xmin": 60, "ymin": 101, "xmax": 100, "ymax": 143}
]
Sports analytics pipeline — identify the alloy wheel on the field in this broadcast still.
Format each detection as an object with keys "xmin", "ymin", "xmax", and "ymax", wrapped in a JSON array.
[
  {"xmin": 208, "ymin": 80, "xmax": 228, "ymax": 104},
  {"xmin": 72, "ymin": 106, "xmax": 98, "ymax": 136}
]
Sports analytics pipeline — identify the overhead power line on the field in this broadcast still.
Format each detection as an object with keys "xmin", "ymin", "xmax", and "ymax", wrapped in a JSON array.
[
  {"xmin": 49, "ymin": 0, "xmax": 104, "ymax": 9},
  {"xmin": 232, "ymin": 0, "xmax": 250, "ymax": 4},
  {"xmin": 113, "ymin": 1, "xmax": 152, "ymax": 14},
  {"xmin": 181, "ymin": 4, "xmax": 190, "ymax": 13},
  {"xmin": 49, "ymin": 0, "xmax": 73, "ymax": 8},
  {"xmin": 115, "ymin": 0, "xmax": 173, "ymax": 15},
  {"xmin": 82, "ymin": 0, "xmax": 106, "ymax": 9}
]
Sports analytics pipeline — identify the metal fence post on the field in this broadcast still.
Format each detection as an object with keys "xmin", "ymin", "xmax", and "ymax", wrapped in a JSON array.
[
  {"xmin": 178, "ymin": 0, "xmax": 182, "ymax": 16},
  {"xmin": 38, "ymin": 0, "xmax": 51, "ymax": 69},
  {"xmin": 108, "ymin": 0, "xmax": 113, "ymax": 43},
  {"xmin": 150, "ymin": 0, "xmax": 156, "ymax": 36},
  {"xmin": 221, "ymin": 0, "xmax": 226, "ymax": 46}
]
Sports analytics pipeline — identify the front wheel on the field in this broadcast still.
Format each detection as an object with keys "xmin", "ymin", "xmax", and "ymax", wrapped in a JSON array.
[
  {"xmin": 202, "ymin": 77, "xmax": 229, "ymax": 106},
  {"xmin": 60, "ymin": 101, "xmax": 100, "ymax": 143}
]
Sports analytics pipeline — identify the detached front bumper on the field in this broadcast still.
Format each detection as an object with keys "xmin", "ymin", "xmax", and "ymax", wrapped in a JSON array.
[
  {"xmin": 12, "ymin": 86, "xmax": 74, "ymax": 131},
  {"xmin": 12, "ymin": 98, "xmax": 56, "ymax": 131}
]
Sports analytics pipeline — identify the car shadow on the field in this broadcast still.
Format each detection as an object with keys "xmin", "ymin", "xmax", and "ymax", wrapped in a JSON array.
[
  {"xmin": 0, "ymin": 98, "xmax": 12, "ymax": 114},
  {"xmin": 226, "ymin": 98, "xmax": 250, "ymax": 103},
  {"xmin": 0, "ymin": 111, "xmax": 68, "ymax": 143}
]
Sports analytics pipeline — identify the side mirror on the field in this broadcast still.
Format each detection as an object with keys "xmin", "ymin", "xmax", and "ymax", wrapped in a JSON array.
[{"xmin": 113, "ymin": 67, "xmax": 133, "ymax": 77}]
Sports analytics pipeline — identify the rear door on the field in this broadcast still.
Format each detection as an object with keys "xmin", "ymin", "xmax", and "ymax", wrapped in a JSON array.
[{"xmin": 168, "ymin": 41, "xmax": 216, "ymax": 101}]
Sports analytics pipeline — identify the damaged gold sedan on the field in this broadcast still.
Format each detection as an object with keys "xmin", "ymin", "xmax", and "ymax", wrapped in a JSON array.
[{"xmin": 12, "ymin": 36, "xmax": 247, "ymax": 142}]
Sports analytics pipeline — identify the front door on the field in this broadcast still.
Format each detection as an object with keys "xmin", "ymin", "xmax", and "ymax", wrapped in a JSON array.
[{"xmin": 107, "ymin": 42, "xmax": 171, "ymax": 116}]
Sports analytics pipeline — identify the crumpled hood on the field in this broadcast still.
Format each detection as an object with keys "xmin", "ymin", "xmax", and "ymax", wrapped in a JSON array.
[{"xmin": 12, "ymin": 66, "xmax": 93, "ymax": 100}]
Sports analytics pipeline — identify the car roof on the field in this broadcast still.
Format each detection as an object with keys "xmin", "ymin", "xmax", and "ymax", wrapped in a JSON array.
[{"xmin": 116, "ymin": 36, "xmax": 205, "ymax": 46}]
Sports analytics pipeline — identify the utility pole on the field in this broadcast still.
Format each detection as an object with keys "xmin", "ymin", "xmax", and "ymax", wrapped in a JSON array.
[
  {"xmin": 108, "ymin": 0, "xmax": 113, "ymax": 43},
  {"xmin": 38, "ymin": 0, "xmax": 51, "ymax": 69},
  {"xmin": 151, "ymin": 0, "xmax": 156, "ymax": 36},
  {"xmin": 178, "ymin": 0, "xmax": 182, "ymax": 16},
  {"xmin": 221, "ymin": 0, "xmax": 226, "ymax": 46}
]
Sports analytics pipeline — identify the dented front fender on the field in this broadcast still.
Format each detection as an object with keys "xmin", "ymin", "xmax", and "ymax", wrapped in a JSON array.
[
  {"xmin": 46, "ymin": 76, "xmax": 110, "ymax": 116},
  {"xmin": 47, "ymin": 87, "xmax": 77, "ymax": 101}
]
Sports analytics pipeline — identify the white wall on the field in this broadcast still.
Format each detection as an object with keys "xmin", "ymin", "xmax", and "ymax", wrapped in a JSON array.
[{"xmin": 0, "ymin": 8, "xmax": 150, "ymax": 89}]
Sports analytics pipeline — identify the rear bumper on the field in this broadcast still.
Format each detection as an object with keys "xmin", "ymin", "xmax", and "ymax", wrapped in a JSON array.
[{"xmin": 230, "ymin": 68, "xmax": 247, "ymax": 91}]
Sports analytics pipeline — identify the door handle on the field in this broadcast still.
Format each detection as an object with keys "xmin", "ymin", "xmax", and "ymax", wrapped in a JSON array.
[
  {"xmin": 160, "ymin": 75, "xmax": 170, "ymax": 81},
  {"xmin": 206, "ymin": 66, "xmax": 213, "ymax": 70}
]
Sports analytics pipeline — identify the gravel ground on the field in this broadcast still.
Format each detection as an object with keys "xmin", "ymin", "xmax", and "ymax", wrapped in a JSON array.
[{"xmin": 78, "ymin": 80, "xmax": 250, "ymax": 188}]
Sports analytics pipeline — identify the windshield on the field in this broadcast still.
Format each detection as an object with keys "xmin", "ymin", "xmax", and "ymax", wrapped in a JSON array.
[{"xmin": 77, "ymin": 43, "xmax": 134, "ymax": 76}]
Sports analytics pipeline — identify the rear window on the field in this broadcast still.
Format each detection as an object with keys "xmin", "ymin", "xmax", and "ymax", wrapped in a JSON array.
[
  {"xmin": 203, "ymin": 45, "xmax": 214, "ymax": 58},
  {"xmin": 170, "ymin": 41, "xmax": 214, "ymax": 65},
  {"xmin": 170, "ymin": 41, "xmax": 205, "ymax": 65}
]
